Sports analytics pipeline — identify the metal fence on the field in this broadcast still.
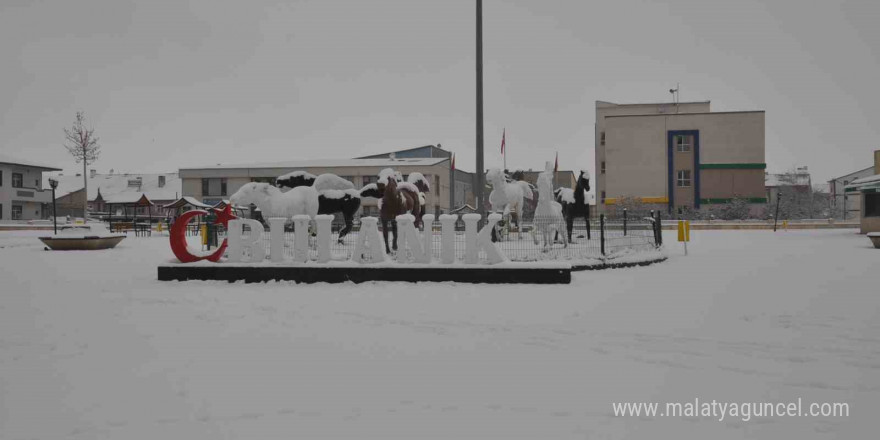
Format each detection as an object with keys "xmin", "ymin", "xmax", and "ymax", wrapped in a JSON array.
[{"xmin": 207, "ymin": 212, "xmax": 662, "ymax": 264}]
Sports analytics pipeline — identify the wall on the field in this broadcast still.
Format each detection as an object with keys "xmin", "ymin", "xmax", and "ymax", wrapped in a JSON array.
[
  {"xmin": 595, "ymin": 101, "xmax": 711, "ymax": 212},
  {"xmin": 603, "ymin": 111, "xmax": 765, "ymax": 209}
]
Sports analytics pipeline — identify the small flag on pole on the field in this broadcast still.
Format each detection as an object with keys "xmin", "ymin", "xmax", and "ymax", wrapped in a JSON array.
[
  {"xmin": 554, "ymin": 151, "xmax": 559, "ymax": 173},
  {"xmin": 501, "ymin": 128, "xmax": 506, "ymax": 155},
  {"xmin": 451, "ymin": 153, "xmax": 455, "ymax": 171}
]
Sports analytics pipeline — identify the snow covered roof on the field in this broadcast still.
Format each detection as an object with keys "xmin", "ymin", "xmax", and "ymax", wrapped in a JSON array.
[
  {"xmin": 184, "ymin": 157, "xmax": 448, "ymax": 171},
  {"xmin": 0, "ymin": 153, "xmax": 62, "ymax": 171},
  {"xmin": 162, "ymin": 196, "xmax": 214, "ymax": 210},
  {"xmin": 845, "ymin": 173, "xmax": 880, "ymax": 192},
  {"xmin": 43, "ymin": 172, "xmax": 181, "ymax": 201}
]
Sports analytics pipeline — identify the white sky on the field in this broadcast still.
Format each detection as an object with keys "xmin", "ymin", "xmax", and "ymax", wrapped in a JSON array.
[{"xmin": 2, "ymin": 0, "xmax": 879, "ymax": 183}]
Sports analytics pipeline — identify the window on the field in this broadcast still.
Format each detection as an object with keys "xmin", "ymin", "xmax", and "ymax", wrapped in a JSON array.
[
  {"xmin": 35, "ymin": 179, "xmax": 40, "ymax": 188},
  {"xmin": 601, "ymin": 161, "xmax": 606, "ymax": 174},
  {"xmin": 12, "ymin": 205, "xmax": 23, "ymax": 220},
  {"xmin": 600, "ymin": 132, "xmax": 606, "ymax": 146},
  {"xmin": 363, "ymin": 175, "xmax": 378, "ymax": 185},
  {"xmin": 0, "ymin": 170, "xmax": 3, "ymax": 186},
  {"xmin": 202, "ymin": 178, "xmax": 228, "ymax": 196},
  {"xmin": 158, "ymin": 176, "xmax": 166, "ymax": 187},
  {"xmin": 677, "ymin": 170, "xmax": 692, "ymax": 187},
  {"xmin": 675, "ymin": 135, "xmax": 692, "ymax": 152},
  {"xmin": 12, "ymin": 173, "xmax": 23, "ymax": 188},
  {"xmin": 865, "ymin": 193, "xmax": 880, "ymax": 217}
]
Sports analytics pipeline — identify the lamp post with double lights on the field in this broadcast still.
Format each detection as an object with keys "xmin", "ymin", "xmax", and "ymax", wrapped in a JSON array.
[{"xmin": 48, "ymin": 178, "xmax": 58, "ymax": 235}]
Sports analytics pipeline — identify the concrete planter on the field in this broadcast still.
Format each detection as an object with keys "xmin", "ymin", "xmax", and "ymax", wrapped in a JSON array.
[
  {"xmin": 869, "ymin": 233, "xmax": 880, "ymax": 249},
  {"xmin": 39, "ymin": 235, "xmax": 126, "ymax": 251}
]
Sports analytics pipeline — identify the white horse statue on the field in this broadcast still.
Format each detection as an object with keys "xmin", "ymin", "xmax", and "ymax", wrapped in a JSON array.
[
  {"xmin": 230, "ymin": 182, "xmax": 319, "ymax": 220},
  {"xmin": 487, "ymin": 168, "xmax": 534, "ymax": 239},
  {"xmin": 533, "ymin": 163, "xmax": 567, "ymax": 251}
]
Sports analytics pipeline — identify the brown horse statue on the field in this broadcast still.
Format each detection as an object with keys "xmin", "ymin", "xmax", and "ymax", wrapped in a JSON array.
[{"xmin": 380, "ymin": 176, "xmax": 417, "ymax": 254}]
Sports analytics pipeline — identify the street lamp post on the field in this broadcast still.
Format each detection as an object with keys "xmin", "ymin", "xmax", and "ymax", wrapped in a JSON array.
[
  {"xmin": 475, "ymin": 0, "xmax": 485, "ymax": 220},
  {"xmin": 48, "ymin": 178, "xmax": 58, "ymax": 235}
]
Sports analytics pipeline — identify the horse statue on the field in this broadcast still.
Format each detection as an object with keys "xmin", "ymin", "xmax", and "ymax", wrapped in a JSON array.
[
  {"xmin": 275, "ymin": 171, "xmax": 361, "ymax": 242},
  {"xmin": 377, "ymin": 168, "xmax": 425, "ymax": 229},
  {"xmin": 534, "ymin": 163, "xmax": 567, "ymax": 251},
  {"xmin": 230, "ymin": 182, "xmax": 319, "ymax": 220},
  {"xmin": 379, "ymin": 176, "xmax": 417, "ymax": 254},
  {"xmin": 553, "ymin": 170, "xmax": 591, "ymax": 242},
  {"xmin": 487, "ymin": 168, "xmax": 534, "ymax": 239},
  {"xmin": 407, "ymin": 172, "xmax": 430, "ymax": 223}
]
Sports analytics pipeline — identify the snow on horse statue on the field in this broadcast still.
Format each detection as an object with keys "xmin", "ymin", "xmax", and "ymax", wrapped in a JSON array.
[
  {"xmin": 534, "ymin": 162, "xmax": 567, "ymax": 251},
  {"xmin": 379, "ymin": 176, "xmax": 417, "ymax": 254},
  {"xmin": 554, "ymin": 170, "xmax": 591, "ymax": 242},
  {"xmin": 276, "ymin": 171, "xmax": 361, "ymax": 242},
  {"xmin": 276, "ymin": 171, "xmax": 355, "ymax": 192},
  {"xmin": 487, "ymin": 168, "xmax": 534, "ymax": 239},
  {"xmin": 230, "ymin": 182, "xmax": 319, "ymax": 221}
]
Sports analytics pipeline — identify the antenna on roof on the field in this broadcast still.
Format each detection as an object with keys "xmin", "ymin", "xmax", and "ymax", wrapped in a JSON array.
[{"xmin": 669, "ymin": 83, "xmax": 680, "ymax": 113}]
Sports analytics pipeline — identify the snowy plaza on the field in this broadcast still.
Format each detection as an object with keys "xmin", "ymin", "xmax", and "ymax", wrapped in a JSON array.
[{"xmin": 1, "ymin": 227, "xmax": 876, "ymax": 439}]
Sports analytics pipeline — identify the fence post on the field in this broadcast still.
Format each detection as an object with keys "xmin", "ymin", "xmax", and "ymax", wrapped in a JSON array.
[
  {"xmin": 654, "ymin": 210, "xmax": 663, "ymax": 246},
  {"xmin": 600, "ymin": 214, "xmax": 605, "ymax": 256},
  {"xmin": 623, "ymin": 208, "xmax": 627, "ymax": 236}
]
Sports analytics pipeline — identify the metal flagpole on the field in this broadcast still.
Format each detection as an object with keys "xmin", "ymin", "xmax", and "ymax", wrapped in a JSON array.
[{"xmin": 475, "ymin": 0, "xmax": 485, "ymax": 221}]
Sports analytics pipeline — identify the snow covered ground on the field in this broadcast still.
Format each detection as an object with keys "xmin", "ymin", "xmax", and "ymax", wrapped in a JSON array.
[{"xmin": 1, "ymin": 229, "xmax": 877, "ymax": 439}]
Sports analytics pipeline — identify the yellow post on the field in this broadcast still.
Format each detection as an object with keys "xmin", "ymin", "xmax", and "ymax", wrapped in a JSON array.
[
  {"xmin": 678, "ymin": 220, "xmax": 690, "ymax": 255},
  {"xmin": 200, "ymin": 224, "xmax": 208, "ymax": 245},
  {"xmin": 783, "ymin": 220, "xmax": 788, "ymax": 230},
  {"xmin": 156, "ymin": 221, "xmax": 164, "ymax": 232}
]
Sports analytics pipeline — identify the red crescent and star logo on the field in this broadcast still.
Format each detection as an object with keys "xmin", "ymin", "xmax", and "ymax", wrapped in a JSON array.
[{"xmin": 169, "ymin": 204, "xmax": 237, "ymax": 263}]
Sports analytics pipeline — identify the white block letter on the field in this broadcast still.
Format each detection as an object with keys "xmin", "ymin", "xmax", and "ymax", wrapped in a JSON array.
[
  {"xmin": 268, "ymin": 217, "xmax": 287, "ymax": 262},
  {"xmin": 315, "ymin": 214, "xmax": 333, "ymax": 263},
  {"xmin": 353, "ymin": 217, "xmax": 386, "ymax": 263},
  {"xmin": 395, "ymin": 214, "xmax": 426, "ymax": 264},
  {"xmin": 292, "ymin": 215, "xmax": 311, "ymax": 263},
  {"xmin": 227, "ymin": 218, "xmax": 266, "ymax": 263},
  {"xmin": 438, "ymin": 214, "xmax": 457, "ymax": 264},
  {"xmin": 463, "ymin": 213, "xmax": 506, "ymax": 264},
  {"xmin": 420, "ymin": 214, "xmax": 435, "ymax": 264}
]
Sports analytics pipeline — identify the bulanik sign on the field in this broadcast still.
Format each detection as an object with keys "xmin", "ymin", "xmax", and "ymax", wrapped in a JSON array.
[{"xmin": 170, "ymin": 206, "xmax": 506, "ymax": 265}]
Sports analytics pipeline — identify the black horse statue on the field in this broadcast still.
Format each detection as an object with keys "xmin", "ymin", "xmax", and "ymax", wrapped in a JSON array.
[
  {"xmin": 554, "ymin": 170, "xmax": 591, "ymax": 242},
  {"xmin": 276, "ymin": 173, "xmax": 361, "ymax": 242}
]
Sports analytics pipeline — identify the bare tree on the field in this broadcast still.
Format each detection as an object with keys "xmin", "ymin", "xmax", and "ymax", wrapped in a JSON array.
[{"xmin": 64, "ymin": 111, "xmax": 101, "ymax": 220}]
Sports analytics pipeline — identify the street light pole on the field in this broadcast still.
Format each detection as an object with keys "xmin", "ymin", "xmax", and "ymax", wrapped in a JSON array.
[
  {"xmin": 475, "ymin": 0, "xmax": 485, "ymax": 220},
  {"xmin": 49, "ymin": 178, "xmax": 58, "ymax": 235}
]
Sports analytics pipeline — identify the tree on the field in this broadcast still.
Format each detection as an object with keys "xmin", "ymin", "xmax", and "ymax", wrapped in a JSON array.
[{"xmin": 64, "ymin": 111, "xmax": 101, "ymax": 219}]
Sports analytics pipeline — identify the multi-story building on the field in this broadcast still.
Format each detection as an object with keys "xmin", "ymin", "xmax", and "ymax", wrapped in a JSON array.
[
  {"xmin": 0, "ymin": 154, "xmax": 61, "ymax": 221},
  {"xmin": 829, "ymin": 166, "xmax": 875, "ymax": 220},
  {"xmin": 595, "ymin": 100, "xmax": 766, "ymax": 215}
]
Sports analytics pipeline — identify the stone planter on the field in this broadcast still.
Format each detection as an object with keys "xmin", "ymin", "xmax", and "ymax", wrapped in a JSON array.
[{"xmin": 869, "ymin": 233, "xmax": 880, "ymax": 249}]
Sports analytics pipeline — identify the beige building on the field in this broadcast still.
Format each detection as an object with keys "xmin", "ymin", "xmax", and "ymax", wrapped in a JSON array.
[
  {"xmin": 844, "ymin": 150, "xmax": 880, "ymax": 234},
  {"xmin": 0, "ymin": 154, "xmax": 61, "ymax": 221},
  {"xmin": 179, "ymin": 157, "xmax": 457, "ymax": 217},
  {"xmin": 595, "ymin": 100, "xmax": 766, "ymax": 214}
]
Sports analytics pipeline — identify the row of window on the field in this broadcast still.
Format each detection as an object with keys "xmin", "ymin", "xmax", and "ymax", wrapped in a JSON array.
[
  {"xmin": 600, "ymin": 132, "xmax": 693, "ymax": 153},
  {"xmin": 0, "ymin": 171, "xmax": 33, "ymax": 188}
]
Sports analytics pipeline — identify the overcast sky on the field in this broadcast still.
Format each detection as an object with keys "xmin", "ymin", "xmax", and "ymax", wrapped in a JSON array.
[{"xmin": 2, "ymin": 0, "xmax": 879, "ymax": 183}]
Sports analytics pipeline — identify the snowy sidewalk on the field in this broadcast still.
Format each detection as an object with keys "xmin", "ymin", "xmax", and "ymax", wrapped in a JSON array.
[{"xmin": 0, "ymin": 228, "xmax": 876, "ymax": 439}]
